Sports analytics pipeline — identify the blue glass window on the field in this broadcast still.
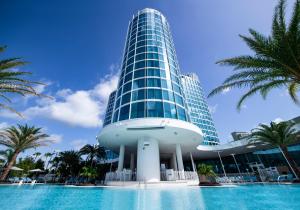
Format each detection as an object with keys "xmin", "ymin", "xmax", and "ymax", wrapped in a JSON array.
[
  {"xmin": 133, "ymin": 79, "xmax": 145, "ymax": 89},
  {"xmin": 124, "ymin": 72, "xmax": 132, "ymax": 82},
  {"xmin": 147, "ymin": 69, "xmax": 160, "ymax": 77},
  {"xmin": 147, "ymin": 60, "xmax": 159, "ymax": 67},
  {"xmin": 147, "ymin": 78, "xmax": 161, "ymax": 87},
  {"xmin": 177, "ymin": 106, "xmax": 186, "ymax": 121},
  {"xmin": 135, "ymin": 61, "xmax": 145, "ymax": 69},
  {"xmin": 112, "ymin": 109, "xmax": 119, "ymax": 122},
  {"xmin": 135, "ymin": 53, "xmax": 146, "ymax": 61},
  {"xmin": 147, "ymin": 101, "xmax": 163, "ymax": 117},
  {"xmin": 123, "ymin": 82, "xmax": 132, "ymax": 93},
  {"xmin": 121, "ymin": 92, "xmax": 131, "ymax": 105},
  {"xmin": 136, "ymin": 46, "xmax": 146, "ymax": 54},
  {"xmin": 161, "ymin": 79, "xmax": 168, "ymax": 89},
  {"xmin": 131, "ymin": 102, "xmax": 145, "ymax": 119},
  {"xmin": 162, "ymin": 90, "xmax": 174, "ymax": 102},
  {"xmin": 132, "ymin": 89, "xmax": 145, "ymax": 101},
  {"xmin": 147, "ymin": 89, "xmax": 162, "ymax": 99},
  {"xmin": 119, "ymin": 105, "xmax": 130, "ymax": 121},
  {"xmin": 134, "ymin": 69, "xmax": 146, "ymax": 79},
  {"xmin": 174, "ymin": 94, "xmax": 184, "ymax": 106},
  {"xmin": 164, "ymin": 102, "xmax": 177, "ymax": 119}
]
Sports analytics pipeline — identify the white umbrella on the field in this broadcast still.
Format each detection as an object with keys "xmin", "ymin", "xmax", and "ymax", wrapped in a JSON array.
[
  {"xmin": 29, "ymin": 169, "xmax": 44, "ymax": 173},
  {"xmin": 10, "ymin": 166, "xmax": 24, "ymax": 171}
]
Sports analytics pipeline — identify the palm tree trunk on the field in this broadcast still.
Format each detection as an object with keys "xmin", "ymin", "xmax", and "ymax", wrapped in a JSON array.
[
  {"xmin": 0, "ymin": 151, "xmax": 19, "ymax": 181},
  {"xmin": 279, "ymin": 146, "xmax": 300, "ymax": 180}
]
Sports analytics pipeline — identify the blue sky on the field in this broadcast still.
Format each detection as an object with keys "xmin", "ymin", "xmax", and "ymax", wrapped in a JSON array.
[{"xmin": 0, "ymin": 0, "xmax": 299, "ymax": 155}]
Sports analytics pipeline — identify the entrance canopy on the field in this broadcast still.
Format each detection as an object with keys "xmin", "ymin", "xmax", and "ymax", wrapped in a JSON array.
[{"xmin": 195, "ymin": 139, "xmax": 273, "ymax": 159}]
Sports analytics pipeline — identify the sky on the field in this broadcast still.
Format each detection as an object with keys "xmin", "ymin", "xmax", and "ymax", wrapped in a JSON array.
[{"xmin": 0, "ymin": 0, "xmax": 299, "ymax": 156}]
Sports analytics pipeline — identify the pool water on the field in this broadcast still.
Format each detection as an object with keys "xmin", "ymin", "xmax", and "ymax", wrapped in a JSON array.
[{"xmin": 0, "ymin": 184, "xmax": 299, "ymax": 210}]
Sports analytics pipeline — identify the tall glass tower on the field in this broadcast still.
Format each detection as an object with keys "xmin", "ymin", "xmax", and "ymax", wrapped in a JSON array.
[
  {"xmin": 98, "ymin": 8, "xmax": 203, "ymax": 183},
  {"xmin": 181, "ymin": 73, "xmax": 219, "ymax": 145},
  {"xmin": 110, "ymin": 8, "xmax": 189, "ymax": 124}
]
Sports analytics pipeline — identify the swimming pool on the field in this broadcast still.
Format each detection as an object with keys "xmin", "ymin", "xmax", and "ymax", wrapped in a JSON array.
[{"xmin": 0, "ymin": 184, "xmax": 299, "ymax": 210}]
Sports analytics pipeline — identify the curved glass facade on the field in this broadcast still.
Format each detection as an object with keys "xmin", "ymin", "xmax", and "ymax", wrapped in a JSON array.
[
  {"xmin": 181, "ymin": 73, "xmax": 219, "ymax": 145},
  {"xmin": 111, "ymin": 8, "xmax": 189, "ymax": 123}
]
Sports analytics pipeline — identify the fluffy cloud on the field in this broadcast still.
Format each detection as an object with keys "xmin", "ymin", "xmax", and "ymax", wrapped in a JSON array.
[
  {"xmin": 70, "ymin": 139, "xmax": 88, "ymax": 150},
  {"xmin": 46, "ymin": 134, "xmax": 63, "ymax": 144},
  {"xmin": 0, "ymin": 122, "xmax": 9, "ymax": 129},
  {"xmin": 221, "ymin": 87, "xmax": 231, "ymax": 94},
  {"xmin": 16, "ymin": 71, "xmax": 119, "ymax": 128},
  {"xmin": 273, "ymin": 117, "xmax": 284, "ymax": 123},
  {"xmin": 208, "ymin": 104, "xmax": 218, "ymax": 114}
]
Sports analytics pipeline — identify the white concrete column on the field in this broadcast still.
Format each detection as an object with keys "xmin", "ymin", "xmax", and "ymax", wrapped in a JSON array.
[
  {"xmin": 137, "ymin": 137, "xmax": 160, "ymax": 182},
  {"xmin": 176, "ymin": 144, "xmax": 184, "ymax": 171},
  {"xmin": 117, "ymin": 145, "xmax": 125, "ymax": 172},
  {"xmin": 190, "ymin": 152, "xmax": 196, "ymax": 172},
  {"xmin": 172, "ymin": 153, "xmax": 178, "ymax": 171},
  {"xmin": 130, "ymin": 153, "xmax": 135, "ymax": 171}
]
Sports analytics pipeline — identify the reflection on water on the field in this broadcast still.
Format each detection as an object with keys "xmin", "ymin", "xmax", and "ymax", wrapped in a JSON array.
[{"xmin": 0, "ymin": 184, "xmax": 300, "ymax": 210}]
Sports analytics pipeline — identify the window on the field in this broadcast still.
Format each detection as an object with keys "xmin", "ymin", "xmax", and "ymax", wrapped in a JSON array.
[
  {"xmin": 119, "ymin": 105, "xmax": 130, "ymax": 121},
  {"xmin": 147, "ymin": 60, "xmax": 159, "ymax": 68},
  {"xmin": 177, "ymin": 106, "xmax": 187, "ymax": 121},
  {"xmin": 172, "ymin": 83, "xmax": 181, "ymax": 94},
  {"xmin": 134, "ymin": 69, "xmax": 145, "ymax": 79},
  {"xmin": 121, "ymin": 92, "xmax": 131, "ymax": 105},
  {"xmin": 112, "ymin": 109, "xmax": 119, "ymax": 122},
  {"xmin": 147, "ymin": 101, "xmax": 163, "ymax": 117},
  {"xmin": 164, "ymin": 102, "xmax": 177, "ymax": 119},
  {"xmin": 162, "ymin": 90, "xmax": 174, "ymax": 102},
  {"xmin": 135, "ymin": 61, "xmax": 145, "ymax": 69},
  {"xmin": 147, "ymin": 78, "xmax": 161, "ymax": 87},
  {"xmin": 132, "ymin": 89, "xmax": 145, "ymax": 101},
  {"xmin": 135, "ymin": 53, "xmax": 146, "ymax": 61},
  {"xmin": 147, "ymin": 69, "xmax": 160, "ymax": 77},
  {"xmin": 131, "ymin": 102, "xmax": 145, "ymax": 119},
  {"xmin": 174, "ymin": 94, "xmax": 184, "ymax": 106},
  {"xmin": 124, "ymin": 72, "xmax": 132, "ymax": 83},
  {"xmin": 133, "ymin": 79, "xmax": 145, "ymax": 89},
  {"xmin": 123, "ymin": 82, "xmax": 132, "ymax": 93},
  {"xmin": 147, "ymin": 89, "xmax": 162, "ymax": 99}
]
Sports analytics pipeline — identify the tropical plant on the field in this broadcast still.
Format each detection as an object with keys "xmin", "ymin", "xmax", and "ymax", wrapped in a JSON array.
[
  {"xmin": 80, "ymin": 166, "xmax": 97, "ymax": 180},
  {"xmin": 0, "ymin": 45, "xmax": 47, "ymax": 116},
  {"xmin": 53, "ymin": 151, "xmax": 82, "ymax": 179},
  {"xmin": 209, "ymin": 0, "xmax": 300, "ymax": 109},
  {"xmin": 0, "ymin": 124, "xmax": 51, "ymax": 180},
  {"xmin": 197, "ymin": 164, "xmax": 216, "ymax": 177},
  {"xmin": 0, "ymin": 148, "xmax": 14, "ymax": 167},
  {"xmin": 79, "ymin": 144, "xmax": 106, "ymax": 167},
  {"xmin": 250, "ymin": 121, "xmax": 300, "ymax": 179},
  {"xmin": 32, "ymin": 152, "xmax": 41, "ymax": 162},
  {"xmin": 44, "ymin": 152, "xmax": 54, "ymax": 170}
]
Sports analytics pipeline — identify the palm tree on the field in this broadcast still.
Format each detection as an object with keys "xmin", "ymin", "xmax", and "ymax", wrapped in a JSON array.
[
  {"xmin": 250, "ymin": 121, "xmax": 300, "ymax": 179},
  {"xmin": 44, "ymin": 152, "xmax": 54, "ymax": 170},
  {"xmin": 54, "ymin": 151, "xmax": 82, "ymax": 179},
  {"xmin": 209, "ymin": 0, "xmax": 300, "ymax": 109},
  {"xmin": 32, "ymin": 152, "xmax": 41, "ymax": 162},
  {"xmin": 0, "ymin": 124, "xmax": 51, "ymax": 180},
  {"xmin": 0, "ymin": 148, "xmax": 14, "ymax": 167},
  {"xmin": 0, "ymin": 46, "xmax": 48, "ymax": 116},
  {"xmin": 79, "ymin": 144, "xmax": 106, "ymax": 167}
]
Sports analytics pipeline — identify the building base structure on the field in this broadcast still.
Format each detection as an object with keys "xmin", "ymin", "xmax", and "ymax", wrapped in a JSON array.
[{"xmin": 97, "ymin": 118, "xmax": 203, "ymax": 184}]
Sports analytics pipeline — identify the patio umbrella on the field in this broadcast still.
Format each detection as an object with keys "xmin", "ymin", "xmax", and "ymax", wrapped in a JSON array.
[
  {"xmin": 29, "ymin": 169, "xmax": 44, "ymax": 173},
  {"xmin": 10, "ymin": 166, "xmax": 24, "ymax": 171}
]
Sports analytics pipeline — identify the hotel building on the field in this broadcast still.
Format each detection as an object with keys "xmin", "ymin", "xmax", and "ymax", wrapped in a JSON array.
[{"xmin": 98, "ymin": 8, "xmax": 218, "ymax": 184}]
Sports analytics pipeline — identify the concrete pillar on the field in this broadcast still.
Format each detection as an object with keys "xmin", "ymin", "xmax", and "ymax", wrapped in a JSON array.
[
  {"xmin": 176, "ymin": 144, "xmax": 184, "ymax": 171},
  {"xmin": 117, "ymin": 145, "xmax": 125, "ymax": 172},
  {"xmin": 172, "ymin": 153, "xmax": 178, "ymax": 171},
  {"xmin": 130, "ymin": 153, "xmax": 135, "ymax": 171},
  {"xmin": 190, "ymin": 152, "xmax": 196, "ymax": 172},
  {"xmin": 137, "ymin": 137, "xmax": 160, "ymax": 182}
]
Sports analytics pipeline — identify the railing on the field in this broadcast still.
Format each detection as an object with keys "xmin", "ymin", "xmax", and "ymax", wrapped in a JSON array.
[
  {"xmin": 216, "ymin": 172, "xmax": 258, "ymax": 183},
  {"xmin": 105, "ymin": 170, "xmax": 198, "ymax": 182}
]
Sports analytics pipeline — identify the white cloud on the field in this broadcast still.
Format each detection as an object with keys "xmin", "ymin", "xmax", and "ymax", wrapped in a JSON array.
[
  {"xmin": 273, "ymin": 117, "xmax": 284, "ymax": 123},
  {"xmin": 0, "ymin": 122, "xmax": 9, "ymax": 130},
  {"xmin": 20, "ymin": 71, "xmax": 119, "ymax": 128},
  {"xmin": 221, "ymin": 87, "xmax": 231, "ymax": 94},
  {"xmin": 46, "ymin": 134, "xmax": 63, "ymax": 144},
  {"xmin": 208, "ymin": 104, "xmax": 218, "ymax": 114},
  {"xmin": 70, "ymin": 139, "xmax": 87, "ymax": 150}
]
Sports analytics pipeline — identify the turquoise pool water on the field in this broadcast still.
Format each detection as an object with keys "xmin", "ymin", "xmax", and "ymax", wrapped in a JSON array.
[{"xmin": 0, "ymin": 184, "xmax": 299, "ymax": 210}]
